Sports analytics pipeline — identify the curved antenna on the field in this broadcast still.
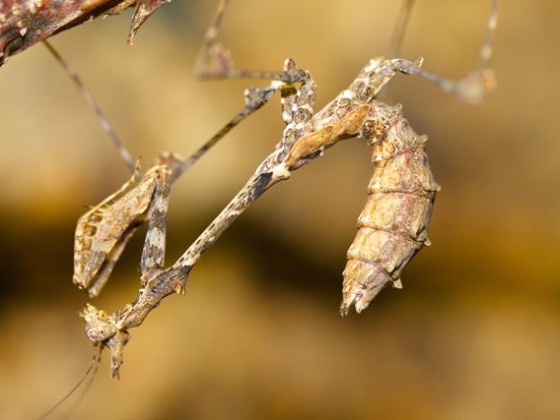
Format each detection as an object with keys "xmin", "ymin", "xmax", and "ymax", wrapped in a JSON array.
[
  {"xmin": 37, "ymin": 346, "xmax": 101, "ymax": 419},
  {"xmin": 377, "ymin": 0, "xmax": 416, "ymax": 102},
  {"xmin": 387, "ymin": 0, "xmax": 416, "ymax": 58},
  {"xmin": 43, "ymin": 41, "xmax": 136, "ymax": 173}
]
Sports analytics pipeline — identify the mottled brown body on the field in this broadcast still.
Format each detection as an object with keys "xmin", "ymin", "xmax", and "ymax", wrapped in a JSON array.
[
  {"xmin": 341, "ymin": 103, "xmax": 439, "ymax": 314},
  {"xmin": 259, "ymin": 59, "xmax": 441, "ymax": 315},
  {"xmin": 0, "ymin": 0, "xmax": 169, "ymax": 65}
]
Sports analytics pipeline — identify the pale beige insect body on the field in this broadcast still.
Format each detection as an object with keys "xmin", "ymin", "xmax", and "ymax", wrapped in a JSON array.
[{"xmin": 341, "ymin": 103, "xmax": 440, "ymax": 315}]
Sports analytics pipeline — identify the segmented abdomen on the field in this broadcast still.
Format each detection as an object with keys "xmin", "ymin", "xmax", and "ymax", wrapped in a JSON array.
[{"xmin": 341, "ymin": 103, "xmax": 440, "ymax": 315}]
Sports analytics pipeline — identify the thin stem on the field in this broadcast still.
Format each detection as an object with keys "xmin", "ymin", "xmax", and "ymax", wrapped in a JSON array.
[{"xmin": 43, "ymin": 41, "xmax": 136, "ymax": 173}]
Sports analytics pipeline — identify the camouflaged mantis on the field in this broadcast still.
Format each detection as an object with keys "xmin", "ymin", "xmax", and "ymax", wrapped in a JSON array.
[{"xmin": 32, "ymin": 0, "xmax": 497, "ymax": 377}]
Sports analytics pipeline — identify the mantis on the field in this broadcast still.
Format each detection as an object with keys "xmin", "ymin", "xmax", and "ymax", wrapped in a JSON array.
[
  {"xmin": 68, "ymin": 0, "xmax": 497, "ymax": 378},
  {"xmin": 11, "ymin": 0, "xmax": 495, "ymax": 384}
]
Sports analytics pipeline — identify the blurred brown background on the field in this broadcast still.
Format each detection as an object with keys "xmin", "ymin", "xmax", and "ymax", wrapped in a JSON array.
[{"xmin": 1, "ymin": 0, "xmax": 559, "ymax": 418}]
